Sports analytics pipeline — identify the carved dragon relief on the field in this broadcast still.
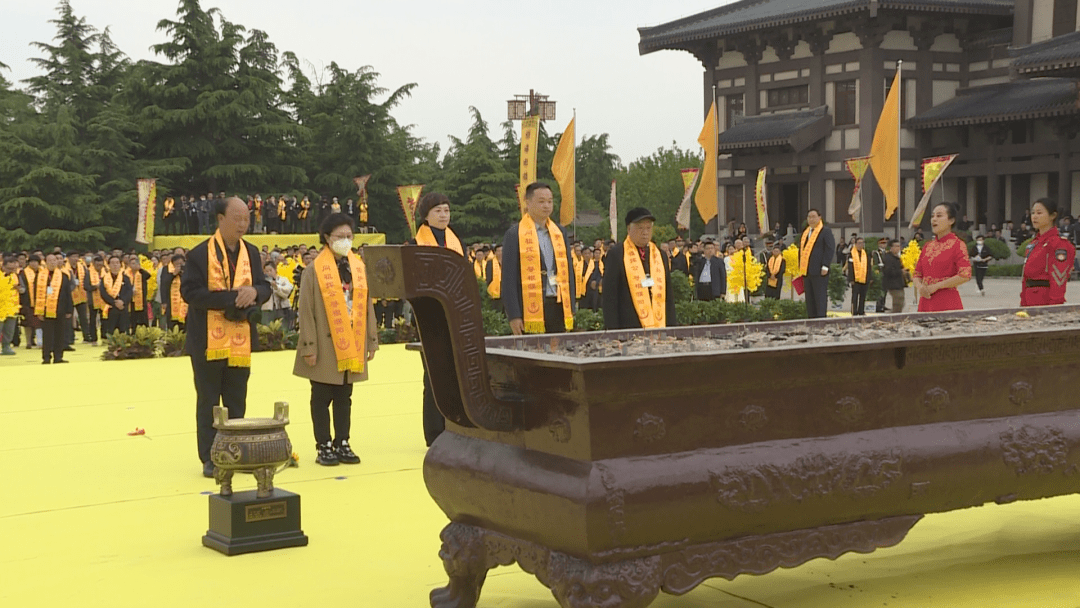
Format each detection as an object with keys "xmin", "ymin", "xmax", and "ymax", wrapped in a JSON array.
[{"xmin": 709, "ymin": 451, "xmax": 903, "ymax": 513}]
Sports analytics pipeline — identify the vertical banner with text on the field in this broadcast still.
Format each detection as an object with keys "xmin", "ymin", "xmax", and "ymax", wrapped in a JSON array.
[
  {"xmin": 354, "ymin": 175, "xmax": 371, "ymax": 226},
  {"xmin": 397, "ymin": 184, "xmax": 424, "ymax": 237},
  {"xmin": 676, "ymin": 168, "xmax": 700, "ymax": 230},
  {"xmin": 136, "ymin": 178, "xmax": 157, "ymax": 244},
  {"xmin": 609, "ymin": 179, "xmax": 617, "ymax": 240},
  {"xmin": 518, "ymin": 115, "xmax": 540, "ymax": 215},
  {"xmin": 755, "ymin": 167, "xmax": 769, "ymax": 234}
]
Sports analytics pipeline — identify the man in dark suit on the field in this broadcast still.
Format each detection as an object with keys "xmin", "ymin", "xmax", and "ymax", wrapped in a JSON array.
[
  {"xmin": 602, "ymin": 207, "xmax": 678, "ymax": 330},
  {"xmin": 691, "ymin": 241, "xmax": 726, "ymax": 301},
  {"xmin": 181, "ymin": 196, "xmax": 271, "ymax": 478},
  {"xmin": 501, "ymin": 182, "xmax": 576, "ymax": 334},
  {"xmin": 872, "ymin": 238, "xmax": 889, "ymax": 311},
  {"xmin": 36, "ymin": 253, "xmax": 74, "ymax": 364},
  {"xmin": 799, "ymin": 208, "xmax": 836, "ymax": 318}
]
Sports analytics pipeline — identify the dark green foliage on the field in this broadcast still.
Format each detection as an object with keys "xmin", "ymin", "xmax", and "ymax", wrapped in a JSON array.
[
  {"xmin": 986, "ymin": 264, "xmax": 1024, "ymax": 276},
  {"xmin": 674, "ymin": 298, "xmax": 806, "ymax": 326},
  {"xmin": 669, "ymin": 270, "xmax": 693, "ymax": 304},
  {"xmin": 971, "ymin": 237, "xmax": 1013, "ymax": 260},
  {"xmin": 573, "ymin": 308, "xmax": 605, "ymax": 332},
  {"xmin": 827, "ymin": 263, "xmax": 847, "ymax": 305},
  {"xmin": 482, "ymin": 308, "xmax": 511, "ymax": 336},
  {"xmin": 614, "ymin": 144, "xmax": 703, "ymax": 241},
  {"xmin": 257, "ymin": 320, "xmax": 298, "ymax": 351}
]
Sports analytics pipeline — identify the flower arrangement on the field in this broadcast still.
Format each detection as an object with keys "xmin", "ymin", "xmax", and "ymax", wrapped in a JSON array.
[
  {"xmin": 782, "ymin": 244, "xmax": 801, "ymax": 278},
  {"xmin": 0, "ymin": 272, "xmax": 18, "ymax": 321},
  {"xmin": 140, "ymin": 255, "xmax": 157, "ymax": 297},
  {"xmin": 728, "ymin": 250, "xmax": 764, "ymax": 294},
  {"xmin": 901, "ymin": 240, "xmax": 921, "ymax": 277}
]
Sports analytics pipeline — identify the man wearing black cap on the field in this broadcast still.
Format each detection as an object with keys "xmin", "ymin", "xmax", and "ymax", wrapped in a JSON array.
[{"xmin": 602, "ymin": 208, "xmax": 677, "ymax": 330}]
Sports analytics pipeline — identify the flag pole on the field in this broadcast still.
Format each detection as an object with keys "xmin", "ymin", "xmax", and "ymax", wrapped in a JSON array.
[
  {"xmin": 895, "ymin": 60, "xmax": 902, "ymax": 241},
  {"xmin": 713, "ymin": 84, "xmax": 720, "ymax": 237},
  {"xmin": 573, "ymin": 107, "xmax": 577, "ymax": 241}
]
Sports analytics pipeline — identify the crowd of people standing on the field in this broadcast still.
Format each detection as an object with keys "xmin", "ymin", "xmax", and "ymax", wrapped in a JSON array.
[{"xmin": 158, "ymin": 191, "xmax": 370, "ymax": 235}]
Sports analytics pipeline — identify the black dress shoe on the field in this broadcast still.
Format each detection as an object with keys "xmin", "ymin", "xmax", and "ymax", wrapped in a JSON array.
[
  {"xmin": 64, "ymin": 347, "xmax": 75, "ymax": 352},
  {"xmin": 54, "ymin": 360, "xmax": 69, "ymax": 364},
  {"xmin": 202, "ymin": 461, "xmax": 215, "ymax": 478}
]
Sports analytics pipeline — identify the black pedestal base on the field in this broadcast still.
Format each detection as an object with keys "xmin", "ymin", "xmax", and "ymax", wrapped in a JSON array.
[{"xmin": 202, "ymin": 488, "xmax": 308, "ymax": 556}]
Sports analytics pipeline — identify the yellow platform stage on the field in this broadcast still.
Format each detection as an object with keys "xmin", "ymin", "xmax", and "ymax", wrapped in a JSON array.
[
  {"xmin": 152, "ymin": 232, "xmax": 386, "ymax": 251},
  {"xmin": 1, "ymin": 343, "xmax": 1077, "ymax": 607}
]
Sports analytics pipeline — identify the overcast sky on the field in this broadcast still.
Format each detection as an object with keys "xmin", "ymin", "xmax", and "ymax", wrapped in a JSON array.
[{"xmin": 2, "ymin": 0, "xmax": 733, "ymax": 165}]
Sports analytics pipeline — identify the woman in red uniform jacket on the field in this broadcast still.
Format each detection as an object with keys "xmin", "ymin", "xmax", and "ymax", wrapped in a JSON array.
[{"xmin": 1021, "ymin": 198, "xmax": 1075, "ymax": 306}]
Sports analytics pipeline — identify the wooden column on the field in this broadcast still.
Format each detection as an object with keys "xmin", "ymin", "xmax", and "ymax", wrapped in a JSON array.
[
  {"xmin": 857, "ymin": 25, "xmax": 887, "ymax": 233},
  {"xmin": 1055, "ymin": 119, "xmax": 1080, "ymax": 215},
  {"xmin": 806, "ymin": 28, "xmax": 831, "ymax": 223}
]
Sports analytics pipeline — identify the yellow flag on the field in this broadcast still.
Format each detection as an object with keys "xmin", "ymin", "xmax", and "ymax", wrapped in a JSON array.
[
  {"xmin": 518, "ymin": 116, "xmax": 540, "ymax": 215},
  {"xmin": 695, "ymin": 101, "xmax": 718, "ymax": 224},
  {"xmin": 870, "ymin": 69, "xmax": 901, "ymax": 220},
  {"xmin": 397, "ymin": 184, "xmax": 424, "ymax": 237},
  {"xmin": 552, "ymin": 117, "xmax": 576, "ymax": 226}
]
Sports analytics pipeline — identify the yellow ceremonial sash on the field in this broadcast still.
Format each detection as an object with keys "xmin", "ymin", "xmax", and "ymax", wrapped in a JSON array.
[
  {"xmin": 518, "ymin": 215, "xmax": 573, "ymax": 333},
  {"xmin": 622, "ymin": 238, "xmax": 667, "ymax": 328},
  {"xmin": 102, "ymin": 271, "xmax": 125, "ymax": 318},
  {"xmin": 34, "ymin": 270, "xmax": 63, "ymax": 319},
  {"xmin": 331, "ymin": 202, "xmax": 341, "ymax": 213},
  {"xmin": 127, "ymin": 268, "xmax": 144, "ymax": 311},
  {"xmin": 473, "ymin": 257, "xmax": 485, "ymax": 278},
  {"xmin": 767, "ymin": 255, "xmax": 783, "ymax": 288},
  {"xmin": 800, "ymin": 224, "xmax": 824, "ymax": 275},
  {"xmin": 574, "ymin": 257, "xmax": 585, "ymax": 297},
  {"xmin": 207, "ymin": 231, "xmax": 253, "ymax": 367},
  {"xmin": 89, "ymin": 266, "xmax": 103, "ymax": 309},
  {"xmin": 851, "ymin": 249, "xmax": 868, "ymax": 283},
  {"xmin": 169, "ymin": 264, "xmax": 187, "ymax": 321},
  {"xmin": 163, "ymin": 198, "xmax": 174, "ymax": 218},
  {"xmin": 415, "ymin": 224, "xmax": 464, "ymax": 256},
  {"xmin": 313, "ymin": 247, "xmax": 369, "ymax": 373},
  {"xmin": 278, "ymin": 199, "xmax": 286, "ymax": 220},
  {"xmin": 299, "ymin": 200, "xmax": 309, "ymax": 219},
  {"xmin": 71, "ymin": 261, "xmax": 87, "ymax": 305},
  {"xmin": 487, "ymin": 258, "xmax": 502, "ymax": 299},
  {"xmin": 24, "ymin": 268, "xmax": 37, "ymax": 308}
]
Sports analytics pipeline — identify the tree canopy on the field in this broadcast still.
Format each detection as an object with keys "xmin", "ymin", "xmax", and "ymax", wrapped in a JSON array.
[{"xmin": 1, "ymin": 0, "xmax": 684, "ymax": 250}]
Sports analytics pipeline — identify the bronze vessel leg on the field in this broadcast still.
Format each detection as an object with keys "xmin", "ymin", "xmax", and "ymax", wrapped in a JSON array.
[
  {"xmin": 213, "ymin": 467, "xmax": 234, "ymax": 497},
  {"xmin": 252, "ymin": 466, "xmax": 274, "ymax": 499}
]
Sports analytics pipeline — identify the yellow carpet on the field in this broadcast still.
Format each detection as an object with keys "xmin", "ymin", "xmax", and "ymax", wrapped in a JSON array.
[{"xmin": 1, "ymin": 343, "xmax": 1077, "ymax": 607}]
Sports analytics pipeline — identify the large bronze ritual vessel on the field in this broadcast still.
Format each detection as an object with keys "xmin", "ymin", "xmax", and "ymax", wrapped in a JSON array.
[
  {"xmin": 210, "ymin": 401, "xmax": 293, "ymax": 498},
  {"xmin": 365, "ymin": 245, "xmax": 1080, "ymax": 608}
]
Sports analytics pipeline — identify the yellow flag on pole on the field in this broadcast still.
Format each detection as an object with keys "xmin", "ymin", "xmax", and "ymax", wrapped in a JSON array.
[
  {"xmin": 845, "ymin": 156, "xmax": 872, "ymax": 222},
  {"xmin": 695, "ymin": 101, "xmax": 718, "ymax": 224},
  {"xmin": 910, "ymin": 154, "xmax": 959, "ymax": 228},
  {"xmin": 518, "ymin": 115, "xmax": 540, "ymax": 215},
  {"xmin": 676, "ymin": 168, "xmax": 700, "ymax": 230},
  {"xmin": 397, "ymin": 184, "xmax": 424, "ymax": 237},
  {"xmin": 552, "ymin": 117, "xmax": 576, "ymax": 226},
  {"xmin": 871, "ymin": 68, "xmax": 901, "ymax": 220}
]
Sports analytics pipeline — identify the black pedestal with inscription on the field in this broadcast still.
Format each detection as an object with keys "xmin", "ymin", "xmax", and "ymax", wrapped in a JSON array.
[{"xmin": 202, "ymin": 488, "xmax": 308, "ymax": 555}]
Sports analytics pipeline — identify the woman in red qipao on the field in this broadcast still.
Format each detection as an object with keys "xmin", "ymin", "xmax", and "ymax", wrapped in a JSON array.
[{"xmin": 914, "ymin": 202, "xmax": 972, "ymax": 312}]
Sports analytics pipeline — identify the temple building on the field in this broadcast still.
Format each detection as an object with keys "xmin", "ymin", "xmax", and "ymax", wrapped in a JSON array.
[{"xmin": 639, "ymin": 0, "xmax": 1080, "ymax": 236}]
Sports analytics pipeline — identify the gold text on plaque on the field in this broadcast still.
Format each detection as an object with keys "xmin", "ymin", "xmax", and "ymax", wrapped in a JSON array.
[{"xmin": 245, "ymin": 501, "xmax": 287, "ymax": 523}]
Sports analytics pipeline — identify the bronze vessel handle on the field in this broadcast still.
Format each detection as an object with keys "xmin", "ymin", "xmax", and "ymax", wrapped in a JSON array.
[{"xmin": 362, "ymin": 245, "xmax": 517, "ymax": 431}]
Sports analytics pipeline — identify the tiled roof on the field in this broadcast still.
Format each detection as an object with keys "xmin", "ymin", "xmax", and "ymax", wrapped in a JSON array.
[
  {"xmin": 718, "ymin": 106, "xmax": 832, "ymax": 152},
  {"xmin": 907, "ymin": 78, "xmax": 1080, "ymax": 129},
  {"xmin": 638, "ymin": 0, "xmax": 1013, "ymax": 55},
  {"xmin": 1012, "ymin": 31, "xmax": 1080, "ymax": 75}
]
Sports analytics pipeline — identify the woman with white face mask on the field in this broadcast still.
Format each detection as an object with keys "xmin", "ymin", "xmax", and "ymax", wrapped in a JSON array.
[{"xmin": 293, "ymin": 213, "xmax": 379, "ymax": 466}]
